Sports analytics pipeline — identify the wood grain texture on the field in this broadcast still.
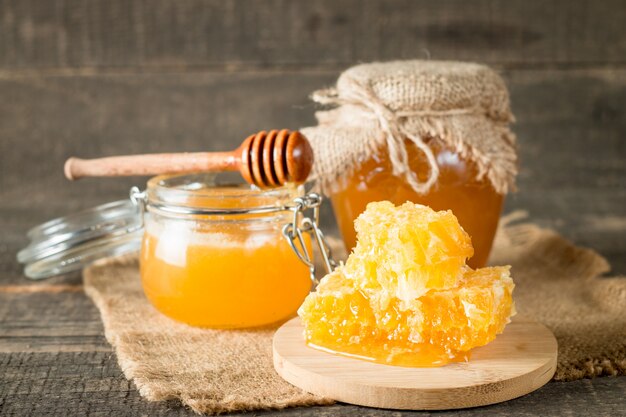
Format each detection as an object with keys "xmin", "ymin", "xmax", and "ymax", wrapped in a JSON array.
[
  {"xmin": 274, "ymin": 317, "xmax": 557, "ymax": 410},
  {"xmin": 0, "ymin": 72, "xmax": 333, "ymax": 200},
  {"xmin": 0, "ymin": 290, "xmax": 109, "ymax": 353},
  {"xmin": 0, "ymin": 0, "xmax": 625, "ymax": 70},
  {"xmin": 0, "ymin": 351, "xmax": 622, "ymax": 416},
  {"xmin": 0, "ymin": 0, "xmax": 624, "ymax": 414}
]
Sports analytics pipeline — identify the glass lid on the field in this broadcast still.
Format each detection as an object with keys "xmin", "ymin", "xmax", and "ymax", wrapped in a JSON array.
[{"xmin": 17, "ymin": 199, "xmax": 143, "ymax": 280}]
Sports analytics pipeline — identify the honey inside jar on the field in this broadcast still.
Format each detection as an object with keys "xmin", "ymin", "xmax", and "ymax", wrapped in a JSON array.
[
  {"xmin": 140, "ymin": 174, "xmax": 312, "ymax": 329},
  {"xmin": 331, "ymin": 139, "xmax": 504, "ymax": 268}
]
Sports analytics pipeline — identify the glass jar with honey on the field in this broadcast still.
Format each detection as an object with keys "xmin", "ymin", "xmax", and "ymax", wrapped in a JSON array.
[
  {"xmin": 138, "ymin": 173, "xmax": 316, "ymax": 328},
  {"xmin": 18, "ymin": 173, "xmax": 336, "ymax": 329},
  {"xmin": 303, "ymin": 60, "xmax": 517, "ymax": 267}
]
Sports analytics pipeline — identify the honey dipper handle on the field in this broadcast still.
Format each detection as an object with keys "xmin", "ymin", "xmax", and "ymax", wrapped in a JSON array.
[{"xmin": 64, "ymin": 152, "xmax": 238, "ymax": 180}]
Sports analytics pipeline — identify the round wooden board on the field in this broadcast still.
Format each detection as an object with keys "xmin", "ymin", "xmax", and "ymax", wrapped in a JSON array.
[{"xmin": 273, "ymin": 316, "xmax": 557, "ymax": 410}]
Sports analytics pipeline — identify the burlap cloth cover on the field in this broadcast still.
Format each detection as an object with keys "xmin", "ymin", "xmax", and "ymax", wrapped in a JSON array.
[
  {"xmin": 83, "ymin": 214, "xmax": 626, "ymax": 415},
  {"xmin": 301, "ymin": 60, "xmax": 517, "ymax": 195}
]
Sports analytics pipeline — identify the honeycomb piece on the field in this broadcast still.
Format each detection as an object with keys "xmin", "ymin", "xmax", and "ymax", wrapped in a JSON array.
[
  {"xmin": 345, "ymin": 201, "xmax": 474, "ymax": 309},
  {"xmin": 298, "ymin": 201, "xmax": 515, "ymax": 367}
]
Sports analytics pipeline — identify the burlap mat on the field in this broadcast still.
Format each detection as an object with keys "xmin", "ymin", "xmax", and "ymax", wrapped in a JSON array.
[{"xmin": 83, "ymin": 214, "xmax": 626, "ymax": 415}]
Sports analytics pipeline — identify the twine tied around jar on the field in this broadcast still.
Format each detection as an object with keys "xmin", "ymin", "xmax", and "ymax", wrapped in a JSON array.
[
  {"xmin": 302, "ymin": 60, "xmax": 518, "ymax": 196},
  {"xmin": 312, "ymin": 81, "xmax": 477, "ymax": 194}
]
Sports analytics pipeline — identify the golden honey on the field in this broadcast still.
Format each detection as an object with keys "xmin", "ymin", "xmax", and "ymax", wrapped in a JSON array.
[
  {"xmin": 139, "ymin": 174, "xmax": 312, "ymax": 328},
  {"xmin": 299, "ymin": 201, "xmax": 515, "ymax": 367},
  {"xmin": 331, "ymin": 140, "xmax": 504, "ymax": 268}
]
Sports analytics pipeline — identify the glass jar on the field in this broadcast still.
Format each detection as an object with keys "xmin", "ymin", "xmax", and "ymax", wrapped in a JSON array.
[
  {"xmin": 330, "ymin": 139, "xmax": 504, "ymax": 269},
  {"xmin": 139, "ymin": 174, "xmax": 316, "ymax": 328},
  {"xmin": 18, "ymin": 173, "xmax": 336, "ymax": 329},
  {"xmin": 303, "ymin": 60, "xmax": 516, "ymax": 269}
]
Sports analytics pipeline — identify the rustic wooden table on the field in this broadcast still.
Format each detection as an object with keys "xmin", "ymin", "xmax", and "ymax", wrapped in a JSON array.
[{"xmin": 1, "ymin": 1, "xmax": 625, "ymax": 415}]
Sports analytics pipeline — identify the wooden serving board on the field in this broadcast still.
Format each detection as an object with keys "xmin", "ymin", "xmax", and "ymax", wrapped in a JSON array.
[{"xmin": 273, "ymin": 316, "xmax": 557, "ymax": 410}]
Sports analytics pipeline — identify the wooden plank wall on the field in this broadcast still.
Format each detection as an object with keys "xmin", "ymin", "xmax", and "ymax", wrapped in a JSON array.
[
  {"xmin": 1, "ymin": 0, "xmax": 625, "ymax": 68},
  {"xmin": 1, "ymin": 0, "xmax": 624, "ymax": 282}
]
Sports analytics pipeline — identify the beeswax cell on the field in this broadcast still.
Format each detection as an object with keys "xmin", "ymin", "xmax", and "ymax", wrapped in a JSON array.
[{"xmin": 298, "ymin": 201, "xmax": 515, "ymax": 367}]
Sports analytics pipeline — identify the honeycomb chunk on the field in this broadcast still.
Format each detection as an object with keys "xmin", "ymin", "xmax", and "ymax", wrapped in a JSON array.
[
  {"xmin": 345, "ymin": 201, "xmax": 474, "ymax": 310},
  {"xmin": 298, "ymin": 201, "xmax": 515, "ymax": 367}
]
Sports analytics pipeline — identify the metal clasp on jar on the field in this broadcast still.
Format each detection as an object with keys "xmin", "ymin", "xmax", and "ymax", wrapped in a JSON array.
[{"xmin": 282, "ymin": 193, "xmax": 338, "ymax": 286}]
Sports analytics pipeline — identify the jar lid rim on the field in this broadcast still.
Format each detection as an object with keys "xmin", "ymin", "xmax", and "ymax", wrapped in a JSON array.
[{"xmin": 145, "ymin": 173, "xmax": 304, "ymax": 216}]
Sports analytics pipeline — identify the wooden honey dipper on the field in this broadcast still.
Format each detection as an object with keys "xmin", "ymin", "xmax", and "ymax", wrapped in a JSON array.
[{"xmin": 64, "ymin": 129, "xmax": 314, "ymax": 187}]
